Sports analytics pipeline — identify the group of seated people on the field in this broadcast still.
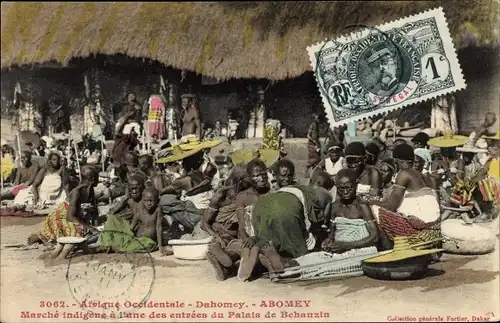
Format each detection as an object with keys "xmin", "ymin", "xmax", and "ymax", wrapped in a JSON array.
[{"xmin": 2, "ymin": 122, "xmax": 498, "ymax": 283}]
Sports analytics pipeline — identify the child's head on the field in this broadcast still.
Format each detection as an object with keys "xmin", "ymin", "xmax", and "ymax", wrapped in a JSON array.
[{"xmin": 142, "ymin": 187, "xmax": 159, "ymax": 212}]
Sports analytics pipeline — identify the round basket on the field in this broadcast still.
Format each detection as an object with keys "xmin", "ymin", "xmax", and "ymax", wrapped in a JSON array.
[
  {"xmin": 362, "ymin": 255, "xmax": 432, "ymax": 280},
  {"xmin": 441, "ymin": 219, "xmax": 496, "ymax": 255}
]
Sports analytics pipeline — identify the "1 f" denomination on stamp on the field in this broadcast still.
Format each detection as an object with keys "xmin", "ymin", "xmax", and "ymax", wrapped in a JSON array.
[{"xmin": 307, "ymin": 7, "xmax": 466, "ymax": 127}]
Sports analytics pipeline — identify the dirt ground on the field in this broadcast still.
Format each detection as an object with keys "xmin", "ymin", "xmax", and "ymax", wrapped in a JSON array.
[
  {"xmin": 1, "ymin": 156, "xmax": 499, "ymax": 323},
  {"xmin": 1, "ymin": 214, "xmax": 499, "ymax": 323}
]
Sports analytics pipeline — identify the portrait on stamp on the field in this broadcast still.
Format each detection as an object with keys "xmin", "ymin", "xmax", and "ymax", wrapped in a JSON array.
[{"xmin": 307, "ymin": 7, "xmax": 466, "ymax": 127}]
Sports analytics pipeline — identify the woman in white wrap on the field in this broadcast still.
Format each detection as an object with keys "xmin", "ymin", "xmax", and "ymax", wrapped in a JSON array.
[
  {"xmin": 14, "ymin": 152, "xmax": 69, "ymax": 207},
  {"xmin": 372, "ymin": 143, "xmax": 441, "ymax": 247}
]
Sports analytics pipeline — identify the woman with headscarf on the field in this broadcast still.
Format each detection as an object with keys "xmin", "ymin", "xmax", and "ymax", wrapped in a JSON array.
[
  {"xmin": 344, "ymin": 142, "xmax": 382, "ymax": 202},
  {"xmin": 371, "ymin": 144, "xmax": 441, "ymax": 248}
]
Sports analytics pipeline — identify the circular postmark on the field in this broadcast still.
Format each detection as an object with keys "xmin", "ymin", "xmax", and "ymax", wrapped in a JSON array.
[
  {"xmin": 314, "ymin": 25, "xmax": 412, "ymax": 123},
  {"xmin": 66, "ymin": 230, "xmax": 156, "ymax": 316}
]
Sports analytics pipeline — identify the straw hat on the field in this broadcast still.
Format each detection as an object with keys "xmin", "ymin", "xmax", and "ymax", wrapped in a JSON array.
[
  {"xmin": 162, "ymin": 135, "xmax": 222, "ymax": 152},
  {"xmin": 231, "ymin": 148, "xmax": 280, "ymax": 168},
  {"xmin": 483, "ymin": 130, "xmax": 500, "ymax": 140},
  {"xmin": 363, "ymin": 237, "xmax": 443, "ymax": 263},
  {"xmin": 427, "ymin": 130, "xmax": 469, "ymax": 148},
  {"xmin": 155, "ymin": 138, "xmax": 222, "ymax": 164}
]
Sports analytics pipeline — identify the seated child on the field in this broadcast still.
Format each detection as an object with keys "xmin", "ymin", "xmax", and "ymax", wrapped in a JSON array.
[
  {"xmin": 131, "ymin": 187, "xmax": 171, "ymax": 255},
  {"xmin": 321, "ymin": 168, "xmax": 380, "ymax": 253},
  {"xmin": 110, "ymin": 174, "xmax": 146, "ymax": 222}
]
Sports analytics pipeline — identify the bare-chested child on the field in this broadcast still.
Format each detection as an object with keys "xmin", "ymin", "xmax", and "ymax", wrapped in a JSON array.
[
  {"xmin": 321, "ymin": 168, "xmax": 380, "ymax": 253},
  {"xmin": 130, "ymin": 187, "xmax": 170, "ymax": 255},
  {"xmin": 110, "ymin": 175, "xmax": 146, "ymax": 223}
]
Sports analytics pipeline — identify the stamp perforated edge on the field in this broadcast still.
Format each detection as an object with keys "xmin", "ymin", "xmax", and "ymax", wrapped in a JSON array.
[{"xmin": 306, "ymin": 7, "xmax": 466, "ymax": 127}]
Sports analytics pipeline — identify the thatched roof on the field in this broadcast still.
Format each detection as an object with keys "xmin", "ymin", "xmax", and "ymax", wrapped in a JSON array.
[{"xmin": 1, "ymin": 1, "xmax": 499, "ymax": 80}]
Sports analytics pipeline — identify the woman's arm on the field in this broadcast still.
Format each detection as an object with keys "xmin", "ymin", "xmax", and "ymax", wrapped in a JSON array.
[
  {"xmin": 368, "ymin": 167, "xmax": 383, "ymax": 197},
  {"xmin": 200, "ymin": 188, "xmax": 226, "ymax": 236},
  {"xmin": 14, "ymin": 167, "xmax": 21, "ymax": 185},
  {"xmin": 160, "ymin": 176, "xmax": 190, "ymax": 195},
  {"xmin": 236, "ymin": 194, "xmax": 250, "ymax": 240},
  {"xmin": 66, "ymin": 189, "xmax": 81, "ymax": 223},
  {"xmin": 25, "ymin": 164, "xmax": 40, "ymax": 186},
  {"xmin": 156, "ymin": 207, "xmax": 163, "ymax": 249},
  {"xmin": 31, "ymin": 167, "xmax": 47, "ymax": 204},
  {"xmin": 110, "ymin": 197, "xmax": 129, "ymax": 215},
  {"xmin": 372, "ymin": 170, "xmax": 408, "ymax": 211},
  {"xmin": 61, "ymin": 167, "xmax": 71, "ymax": 197}
]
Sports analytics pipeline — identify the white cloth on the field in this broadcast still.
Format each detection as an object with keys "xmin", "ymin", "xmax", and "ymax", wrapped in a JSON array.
[
  {"xmin": 14, "ymin": 173, "xmax": 66, "ymax": 206},
  {"xmin": 244, "ymin": 205, "xmax": 255, "ymax": 237},
  {"xmin": 357, "ymin": 184, "xmax": 371, "ymax": 195},
  {"xmin": 324, "ymin": 157, "xmax": 344, "ymax": 176},
  {"xmin": 122, "ymin": 122, "xmax": 141, "ymax": 135},
  {"xmin": 397, "ymin": 187, "xmax": 440, "ymax": 223},
  {"xmin": 181, "ymin": 190, "xmax": 212, "ymax": 210}
]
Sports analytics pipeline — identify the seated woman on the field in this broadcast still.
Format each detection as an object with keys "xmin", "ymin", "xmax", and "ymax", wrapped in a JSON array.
[
  {"xmin": 252, "ymin": 181, "xmax": 333, "ymax": 274},
  {"xmin": 1, "ymin": 151, "xmax": 39, "ymax": 201},
  {"xmin": 14, "ymin": 152, "xmax": 70, "ymax": 207},
  {"xmin": 27, "ymin": 166, "xmax": 99, "ymax": 245},
  {"xmin": 441, "ymin": 150, "xmax": 484, "ymax": 222},
  {"xmin": 321, "ymin": 169, "xmax": 379, "ymax": 253},
  {"xmin": 158, "ymin": 145, "xmax": 219, "ymax": 234},
  {"xmin": 344, "ymin": 142, "xmax": 383, "ymax": 202},
  {"xmin": 372, "ymin": 144, "xmax": 441, "ymax": 249},
  {"xmin": 201, "ymin": 164, "xmax": 257, "ymax": 281}
]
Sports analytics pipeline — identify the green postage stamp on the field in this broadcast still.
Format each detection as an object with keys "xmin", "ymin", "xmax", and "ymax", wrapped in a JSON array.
[{"xmin": 307, "ymin": 7, "xmax": 466, "ymax": 127}]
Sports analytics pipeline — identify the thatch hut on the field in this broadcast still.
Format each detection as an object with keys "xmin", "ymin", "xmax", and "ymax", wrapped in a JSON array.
[{"xmin": 1, "ymin": 1, "xmax": 499, "ymax": 139}]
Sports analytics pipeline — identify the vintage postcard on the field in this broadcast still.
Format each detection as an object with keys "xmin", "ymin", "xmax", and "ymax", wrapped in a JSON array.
[
  {"xmin": 1, "ymin": 2, "xmax": 499, "ymax": 323},
  {"xmin": 307, "ymin": 7, "xmax": 466, "ymax": 127}
]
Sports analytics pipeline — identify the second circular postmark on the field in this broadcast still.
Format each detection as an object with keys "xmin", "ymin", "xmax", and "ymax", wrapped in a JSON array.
[{"xmin": 65, "ymin": 230, "xmax": 156, "ymax": 316}]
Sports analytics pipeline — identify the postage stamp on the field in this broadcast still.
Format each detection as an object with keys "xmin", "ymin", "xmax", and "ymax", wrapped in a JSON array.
[
  {"xmin": 307, "ymin": 7, "xmax": 466, "ymax": 127},
  {"xmin": 66, "ymin": 233, "xmax": 155, "ymax": 316}
]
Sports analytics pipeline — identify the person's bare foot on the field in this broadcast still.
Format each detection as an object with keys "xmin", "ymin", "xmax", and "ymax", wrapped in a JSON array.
[
  {"xmin": 237, "ymin": 246, "xmax": 259, "ymax": 282},
  {"xmin": 206, "ymin": 250, "xmax": 227, "ymax": 281},
  {"xmin": 473, "ymin": 215, "xmax": 491, "ymax": 223},
  {"xmin": 27, "ymin": 234, "xmax": 41, "ymax": 245},
  {"xmin": 260, "ymin": 242, "xmax": 284, "ymax": 274},
  {"xmin": 208, "ymin": 243, "xmax": 233, "ymax": 268},
  {"xmin": 460, "ymin": 213, "xmax": 474, "ymax": 225}
]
